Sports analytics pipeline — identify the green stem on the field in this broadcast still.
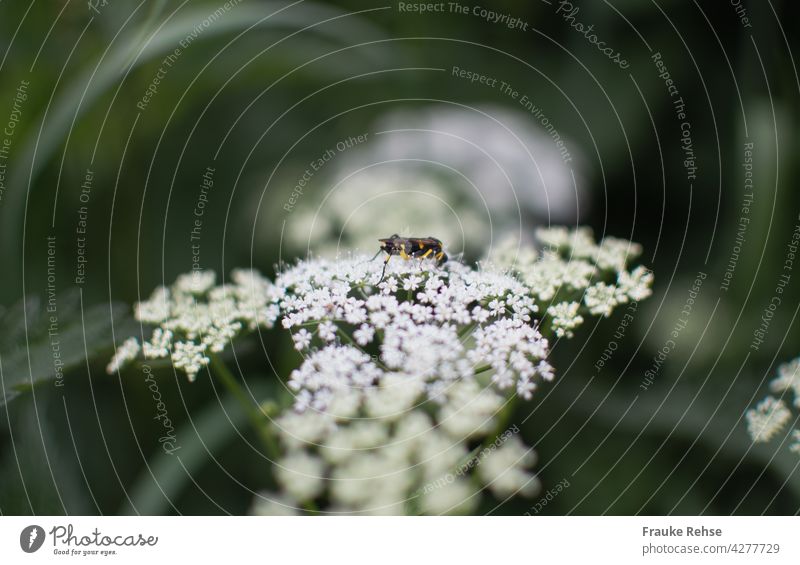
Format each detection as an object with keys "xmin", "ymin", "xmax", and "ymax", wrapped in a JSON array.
[
  {"xmin": 458, "ymin": 323, "xmax": 476, "ymax": 339},
  {"xmin": 209, "ymin": 354, "xmax": 280, "ymax": 459}
]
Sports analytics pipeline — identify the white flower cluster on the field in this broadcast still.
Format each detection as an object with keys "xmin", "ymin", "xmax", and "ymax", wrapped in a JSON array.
[
  {"xmin": 489, "ymin": 228, "xmax": 653, "ymax": 336},
  {"xmin": 106, "ymin": 269, "xmax": 281, "ymax": 380},
  {"xmin": 277, "ymin": 255, "xmax": 551, "ymax": 410},
  {"xmin": 254, "ymin": 378, "xmax": 537, "ymax": 515},
  {"xmin": 109, "ymin": 228, "xmax": 653, "ymax": 514},
  {"xmin": 519, "ymin": 227, "xmax": 653, "ymax": 311},
  {"xmin": 747, "ymin": 357, "xmax": 800, "ymax": 453},
  {"xmin": 254, "ymin": 230, "xmax": 650, "ymax": 514}
]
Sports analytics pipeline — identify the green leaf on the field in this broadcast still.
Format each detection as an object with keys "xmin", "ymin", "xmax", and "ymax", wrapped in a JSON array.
[
  {"xmin": 0, "ymin": 288, "xmax": 135, "ymax": 407},
  {"xmin": 1, "ymin": 2, "xmax": 393, "ymax": 273},
  {"xmin": 121, "ymin": 381, "xmax": 271, "ymax": 515}
]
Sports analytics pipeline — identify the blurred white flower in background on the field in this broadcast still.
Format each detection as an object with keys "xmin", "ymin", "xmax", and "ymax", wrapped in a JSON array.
[
  {"xmin": 747, "ymin": 357, "xmax": 800, "ymax": 452},
  {"xmin": 747, "ymin": 397, "xmax": 792, "ymax": 443},
  {"xmin": 367, "ymin": 105, "xmax": 584, "ymax": 219},
  {"xmin": 286, "ymin": 168, "xmax": 486, "ymax": 259},
  {"xmin": 277, "ymin": 105, "xmax": 585, "ymax": 260}
]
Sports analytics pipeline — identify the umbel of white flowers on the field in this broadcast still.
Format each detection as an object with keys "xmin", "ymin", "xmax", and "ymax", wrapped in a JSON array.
[
  {"xmin": 108, "ymin": 227, "xmax": 654, "ymax": 514},
  {"xmin": 746, "ymin": 357, "xmax": 800, "ymax": 454}
]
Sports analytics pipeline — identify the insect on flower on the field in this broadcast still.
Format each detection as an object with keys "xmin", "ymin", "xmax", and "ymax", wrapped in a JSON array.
[{"xmin": 372, "ymin": 234, "xmax": 448, "ymax": 282}]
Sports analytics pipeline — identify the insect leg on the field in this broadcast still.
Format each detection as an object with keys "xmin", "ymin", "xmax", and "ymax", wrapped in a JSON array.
[{"xmin": 378, "ymin": 254, "xmax": 391, "ymax": 283}]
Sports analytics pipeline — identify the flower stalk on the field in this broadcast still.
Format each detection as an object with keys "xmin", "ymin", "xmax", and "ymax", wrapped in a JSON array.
[{"xmin": 209, "ymin": 354, "xmax": 280, "ymax": 459}]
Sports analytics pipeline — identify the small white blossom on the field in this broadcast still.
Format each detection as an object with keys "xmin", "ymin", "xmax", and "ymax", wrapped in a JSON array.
[
  {"xmin": 488, "ymin": 299, "xmax": 505, "ymax": 317},
  {"xmin": 488, "ymin": 235, "xmax": 538, "ymax": 271},
  {"xmin": 519, "ymin": 253, "xmax": 596, "ymax": 302},
  {"xmin": 478, "ymin": 436, "xmax": 539, "ymax": 498},
  {"xmin": 142, "ymin": 328, "xmax": 173, "ymax": 359},
  {"xmin": 171, "ymin": 341, "xmax": 209, "ymax": 382},
  {"xmin": 468, "ymin": 318, "xmax": 552, "ymax": 398},
  {"xmin": 379, "ymin": 277, "xmax": 399, "ymax": 294},
  {"xmin": 618, "ymin": 265, "xmax": 654, "ymax": 302},
  {"xmin": 769, "ymin": 358, "xmax": 800, "ymax": 408},
  {"xmin": 134, "ymin": 287, "xmax": 171, "ymax": 323},
  {"xmin": 276, "ymin": 410, "xmax": 335, "ymax": 451},
  {"xmin": 287, "ymin": 345, "xmax": 382, "ymax": 412},
  {"xmin": 471, "ymin": 305, "xmax": 490, "ymax": 323},
  {"xmin": 584, "ymin": 283, "xmax": 619, "ymax": 317},
  {"xmin": 790, "ymin": 430, "xmax": 800, "ymax": 455},
  {"xmin": 746, "ymin": 397, "xmax": 791, "ymax": 443},
  {"xmin": 535, "ymin": 226, "xmax": 572, "ymax": 249},
  {"xmin": 318, "ymin": 321, "xmax": 338, "ymax": 342},
  {"xmin": 595, "ymin": 236, "xmax": 642, "ymax": 271},
  {"xmin": 106, "ymin": 337, "xmax": 140, "ymax": 374},
  {"xmin": 420, "ymin": 479, "xmax": 476, "ymax": 515},
  {"xmin": 275, "ymin": 452, "xmax": 326, "ymax": 501},
  {"xmin": 353, "ymin": 324, "xmax": 375, "ymax": 346},
  {"xmin": 438, "ymin": 381, "xmax": 503, "ymax": 438},
  {"xmin": 201, "ymin": 320, "xmax": 242, "ymax": 353},
  {"xmin": 403, "ymin": 274, "xmax": 423, "ymax": 291},
  {"xmin": 747, "ymin": 355, "xmax": 800, "ymax": 456},
  {"xmin": 292, "ymin": 328, "xmax": 312, "ymax": 351},
  {"xmin": 174, "ymin": 270, "xmax": 216, "ymax": 294},
  {"xmin": 547, "ymin": 301, "xmax": 584, "ymax": 338},
  {"xmin": 364, "ymin": 374, "xmax": 425, "ymax": 419}
]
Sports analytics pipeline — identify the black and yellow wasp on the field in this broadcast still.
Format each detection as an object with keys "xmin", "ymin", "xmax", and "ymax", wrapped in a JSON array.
[{"xmin": 372, "ymin": 234, "xmax": 448, "ymax": 282}]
